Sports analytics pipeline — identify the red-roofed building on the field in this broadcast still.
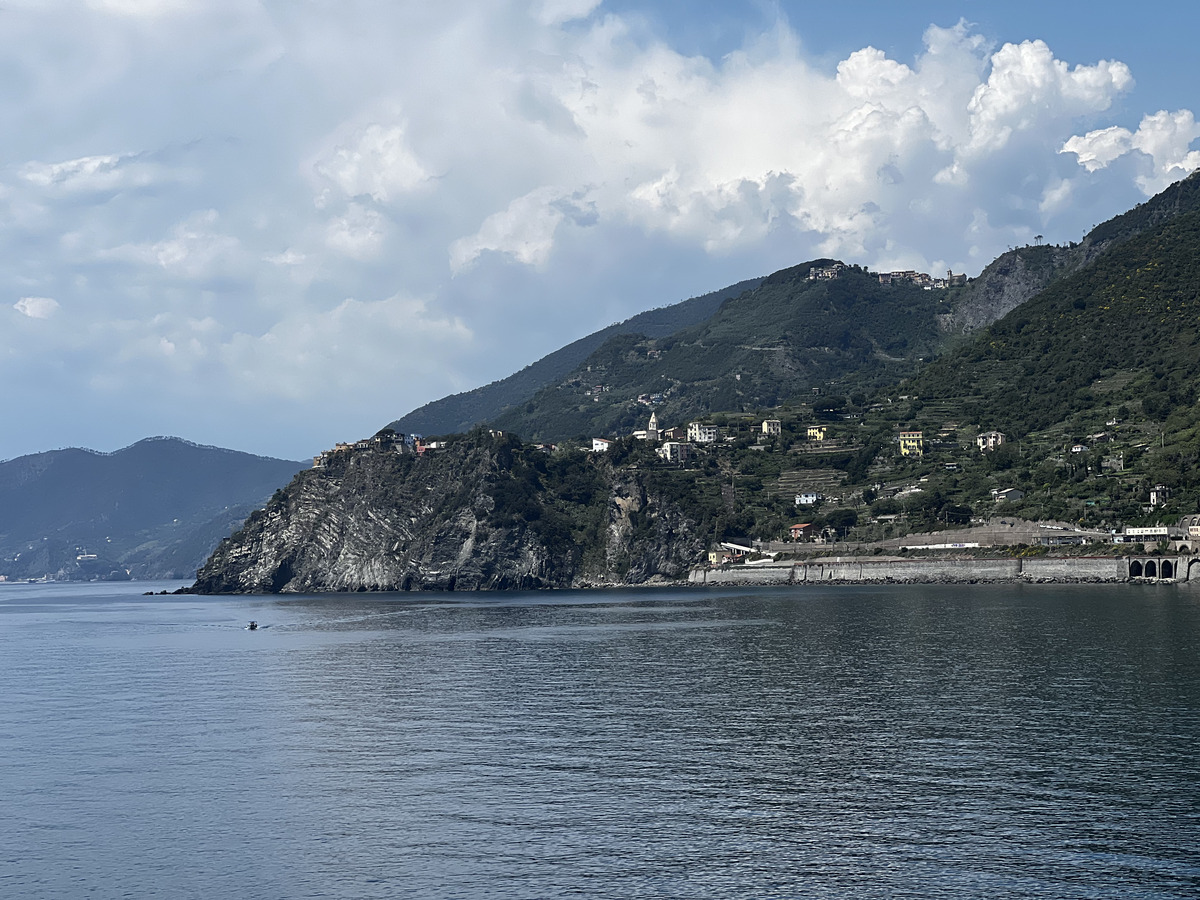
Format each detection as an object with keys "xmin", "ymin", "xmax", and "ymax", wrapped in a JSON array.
[{"xmin": 790, "ymin": 523, "xmax": 816, "ymax": 541}]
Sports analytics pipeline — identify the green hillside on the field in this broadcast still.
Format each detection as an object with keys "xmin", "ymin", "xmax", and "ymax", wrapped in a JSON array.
[
  {"xmin": 388, "ymin": 277, "xmax": 762, "ymax": 436},
  {"xmin": 492, "ymin": 262, "xmax": 957, "ymax": 441},
  {"xmin": 915, "ymin": 211, "xmax": 1200, "ymax": 433},
  {"xmin": 899, "ymin": 205, "xmax": 1200, "ymax": 523},
  {"xmin": 944, "ymin": 169, "xmax": 1200, "ymax": 334},
  {"xmin": 484, "ymin": 170, "xmax": 1200, "ymax": 543},
  {"xmin": 393, "ymin": 172, "xmax": 1200, "ymax": 447}
]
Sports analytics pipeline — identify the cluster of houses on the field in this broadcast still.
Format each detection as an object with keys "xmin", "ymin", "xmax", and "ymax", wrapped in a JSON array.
[
  {"xmin": 895, "ymin": 427, "xmax": 1013, "ymax": 459},
  {"xmin": 590, "ymin": 413, "xmax": 792, "ymax": 463},
  {"xmin": 806, "ymin": 262, "xmax": 968, "ymax": 289},
  {"xmin": 315, "ymin": 432, "xmax": 419, "ymax": 467},
  {"xmin": 311, "ymin": 430, "xmax": 468, "ymax": 467},
  {"xmin": 878, "ymin": 270, "xmax": 967, "ymax": 289},
  {"xmin": 320, "ymin": 414, "xmax": 1188, "ymax": 557}
]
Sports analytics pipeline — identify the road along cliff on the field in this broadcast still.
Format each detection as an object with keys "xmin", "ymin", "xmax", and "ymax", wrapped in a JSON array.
[{"xmin": 192, "ymin": 431, "xmax": 707, "ymax": 593}]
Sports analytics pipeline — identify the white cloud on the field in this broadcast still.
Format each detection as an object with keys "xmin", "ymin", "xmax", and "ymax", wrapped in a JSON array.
[
  {"xmin": 13, "ymin": 296, "xmax": 59, "ymax": 319},
  {"xmin": 1061, "ymin": 125, "xmax": 1134, "ymax": 172},
  {"xmin": 101, "ymin": 210, "xmax": 242, "ymax": 279},
  {"xmin": 450, "ymin": 187, "xmax": 578, "ymax": 272},
  {"xmin": 265, "ymin": 249, "xmax": 306, "ymax": 266},
  {"xmin": 429, "ymin": 21, "xmax": 1138, "ymax": 267},
  {"xmin": 1062, "ymin": 109, "xmax": 1200, "ymax": 193},
  {"xmin": 964, "ymin": 40, "xmax": 1132, "ymax": 154},
  {"xmin": 534, "ymin": 0, "xmax": 602, "ymax": 27},
  {"xmin": 19, "ymin": 153, "xmax": 170, "ymax": 195},
  {"xmin": 325, "ymin": 204, "xmax": 387, "ymax": 260},
  {"xmin": 314, "ymin": 122, "xmax": 432, "ymax": 202},
  {"xmin": 0, "ymin": 2, "xmax": 1193, "ymax": 460}
]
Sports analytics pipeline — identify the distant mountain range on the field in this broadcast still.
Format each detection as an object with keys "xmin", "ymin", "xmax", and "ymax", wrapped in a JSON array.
[{"xmin": 0, "ymin": 437, "xmax": 307, "ymax": 582}]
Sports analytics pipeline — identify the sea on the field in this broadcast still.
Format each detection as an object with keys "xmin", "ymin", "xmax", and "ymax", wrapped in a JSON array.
[{"xmin": 2, "ymin": 580, "xmax": 1198, "ymax": 899}]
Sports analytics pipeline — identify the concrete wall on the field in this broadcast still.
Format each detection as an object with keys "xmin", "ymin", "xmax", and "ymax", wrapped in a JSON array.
[
  {"xmin": 797, "ymin": 558, "xmax": 1020, "ymax": 582},
  {"xmin": 689, "ymin": 555, "xmax": 1178, "ymax": 586},
  {"xmin": 1022, "ymin": 557, "xmax": 1130, "ymax": 581}
]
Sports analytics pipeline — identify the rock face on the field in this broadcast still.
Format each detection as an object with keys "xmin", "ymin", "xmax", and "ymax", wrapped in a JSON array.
[
  {"xmin": 944, "ymin": 169, "xmax": 1200, "ymax": 335},
  {"xmin": 193, "ymin": 433, "xmax": 707, "ymax": 593},
  {"xmin": 943, "ymin": 246, "xmax": 1072, "ymax": 334}
]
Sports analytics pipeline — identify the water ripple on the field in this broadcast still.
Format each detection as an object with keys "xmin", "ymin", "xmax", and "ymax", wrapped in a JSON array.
[{"xmin": 1, "ymin": 582, "xmax": 1198, "ymax": 898}]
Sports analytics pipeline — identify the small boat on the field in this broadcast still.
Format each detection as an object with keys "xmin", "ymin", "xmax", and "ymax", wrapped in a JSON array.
[{"xmin": 247, "ymin": 620, "xmax": 258, "ymax": 630}]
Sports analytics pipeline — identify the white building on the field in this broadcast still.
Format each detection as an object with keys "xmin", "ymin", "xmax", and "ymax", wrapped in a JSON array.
[
  {"xmin": 657, "ymin": 442, "xmax": 690, "ymax": 463},
  {"xmin": 591, "ymin": 438, "xmax": 612, "ymax": 453},
  {"xmin": 794, "ymin": 491, "xmax": 824, "ymax": 506},
  {"xmin": 1116, "ymin": 526, "xmax": 1173, "ymax": 544},
  {"xmin": 687, "ymin": 422, "xmax": 719, "ymax": 443},
  {"xmin": 977, "ymin": 430, "xmax": 1006, "ymax": 452},
  {"xmin": 761, "ymin": 419, "xmax": 782, "ymax": 436}
]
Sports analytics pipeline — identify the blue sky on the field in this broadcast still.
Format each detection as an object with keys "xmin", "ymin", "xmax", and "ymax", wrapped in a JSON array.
[{"xmin": 3, "ymin": 0, "xmax": 1197, "ymax": 461}]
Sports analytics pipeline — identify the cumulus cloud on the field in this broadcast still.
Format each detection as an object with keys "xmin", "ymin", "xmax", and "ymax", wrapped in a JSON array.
[
  {"xmin": 1063, "ymin": 109, "xmax": 1200, "ymax": 193},
  {"xmin": 19, "ymin": 152, "xmax": 176, "ymax": 195},
  {"xmin": 430, "ymin": 20, "xmax": 1145, "ymax": 269},
  {"xmin": 14, "ymin": 296, "xmax": 59, "ymax": 319},
  {"xmin": 101, "ymin": 210, "xmax": 242, "ymax": 279},
  {"xmin": 450, "ymin": 187, "xmax": 591, "ymax": 272},
  {"xmin": 325, "ymin": 204, "xmax": 387, "ymax": 260},
  {"xmin": 0, "ymin": 2, "xmax": 1194, "ymax": 459},
  {"xmin": 963, "ymin": 40, "xmax": 1132, "ymax": 155},
  {"xmin": 314, "ymin": 122, "xmax": 433, "ymax": 202}
]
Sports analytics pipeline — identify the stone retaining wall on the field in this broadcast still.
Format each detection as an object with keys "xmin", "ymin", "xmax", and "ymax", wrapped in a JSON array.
[{"xmin": 689, "ymin": 556, "xmax": 1163, "ymax": 586}]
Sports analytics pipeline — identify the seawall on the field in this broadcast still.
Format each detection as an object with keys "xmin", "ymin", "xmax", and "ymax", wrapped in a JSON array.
[{"xmin": 689, "ymin": 556, "xmax": 1181, "ymax": 586}]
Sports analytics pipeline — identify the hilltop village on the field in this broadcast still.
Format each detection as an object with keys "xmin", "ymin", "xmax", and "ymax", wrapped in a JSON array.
[
  {"xmin": 807, "ymin": 261, "xmax": 968, "ymax": 289},
  {"xmin": 313, "ymin": 380, "xmax": 1198, "ymax": 576}
]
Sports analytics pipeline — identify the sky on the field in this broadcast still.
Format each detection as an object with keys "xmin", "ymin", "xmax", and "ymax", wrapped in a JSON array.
[{"xmin": 3, "ymin": 1, "xmax": 1198, "ymax": 462}]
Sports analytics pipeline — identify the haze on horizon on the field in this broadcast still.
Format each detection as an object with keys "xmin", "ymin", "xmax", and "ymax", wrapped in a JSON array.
[{"xmin": 3, "ymin": 0, "xmax": 1198, "ymax": 462}]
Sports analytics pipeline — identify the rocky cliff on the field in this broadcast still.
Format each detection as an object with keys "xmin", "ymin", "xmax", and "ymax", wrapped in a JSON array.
[
  {"xmin": 192, "ymin": 431, "xmax": 707, "ymax": 593},
  {"xmin": 944, "ymin": 169, "xmax": 1200, "ymax": 334}
]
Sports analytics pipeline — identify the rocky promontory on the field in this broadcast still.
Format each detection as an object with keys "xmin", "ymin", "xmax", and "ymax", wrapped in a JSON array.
[{"xmin": 192, "ymin": 430, "xmax": 707, "ymax": 593}]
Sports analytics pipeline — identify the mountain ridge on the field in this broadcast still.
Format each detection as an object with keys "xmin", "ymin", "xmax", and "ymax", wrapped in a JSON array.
[
  {"xmin": 0, "ymin": 437, "xmax": 307, "ymax": 581},
  {"xmin": 389, "ymin": 277, "xmax": 763, "ymax": 437}
]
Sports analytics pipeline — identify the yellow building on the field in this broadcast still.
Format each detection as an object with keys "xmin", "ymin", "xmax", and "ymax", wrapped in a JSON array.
[
  {"xmin": 807, "ymin": 425, "xmax": 827, "ymax": 441},
  {"xmin": 899, "ymin": 430, "xmax": 924, "ymax": 457}
]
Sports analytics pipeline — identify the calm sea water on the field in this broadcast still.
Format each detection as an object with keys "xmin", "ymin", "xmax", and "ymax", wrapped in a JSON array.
[{"xmin": 2, "ymin": 580, "xmax": 1199, "ymax": 899}]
